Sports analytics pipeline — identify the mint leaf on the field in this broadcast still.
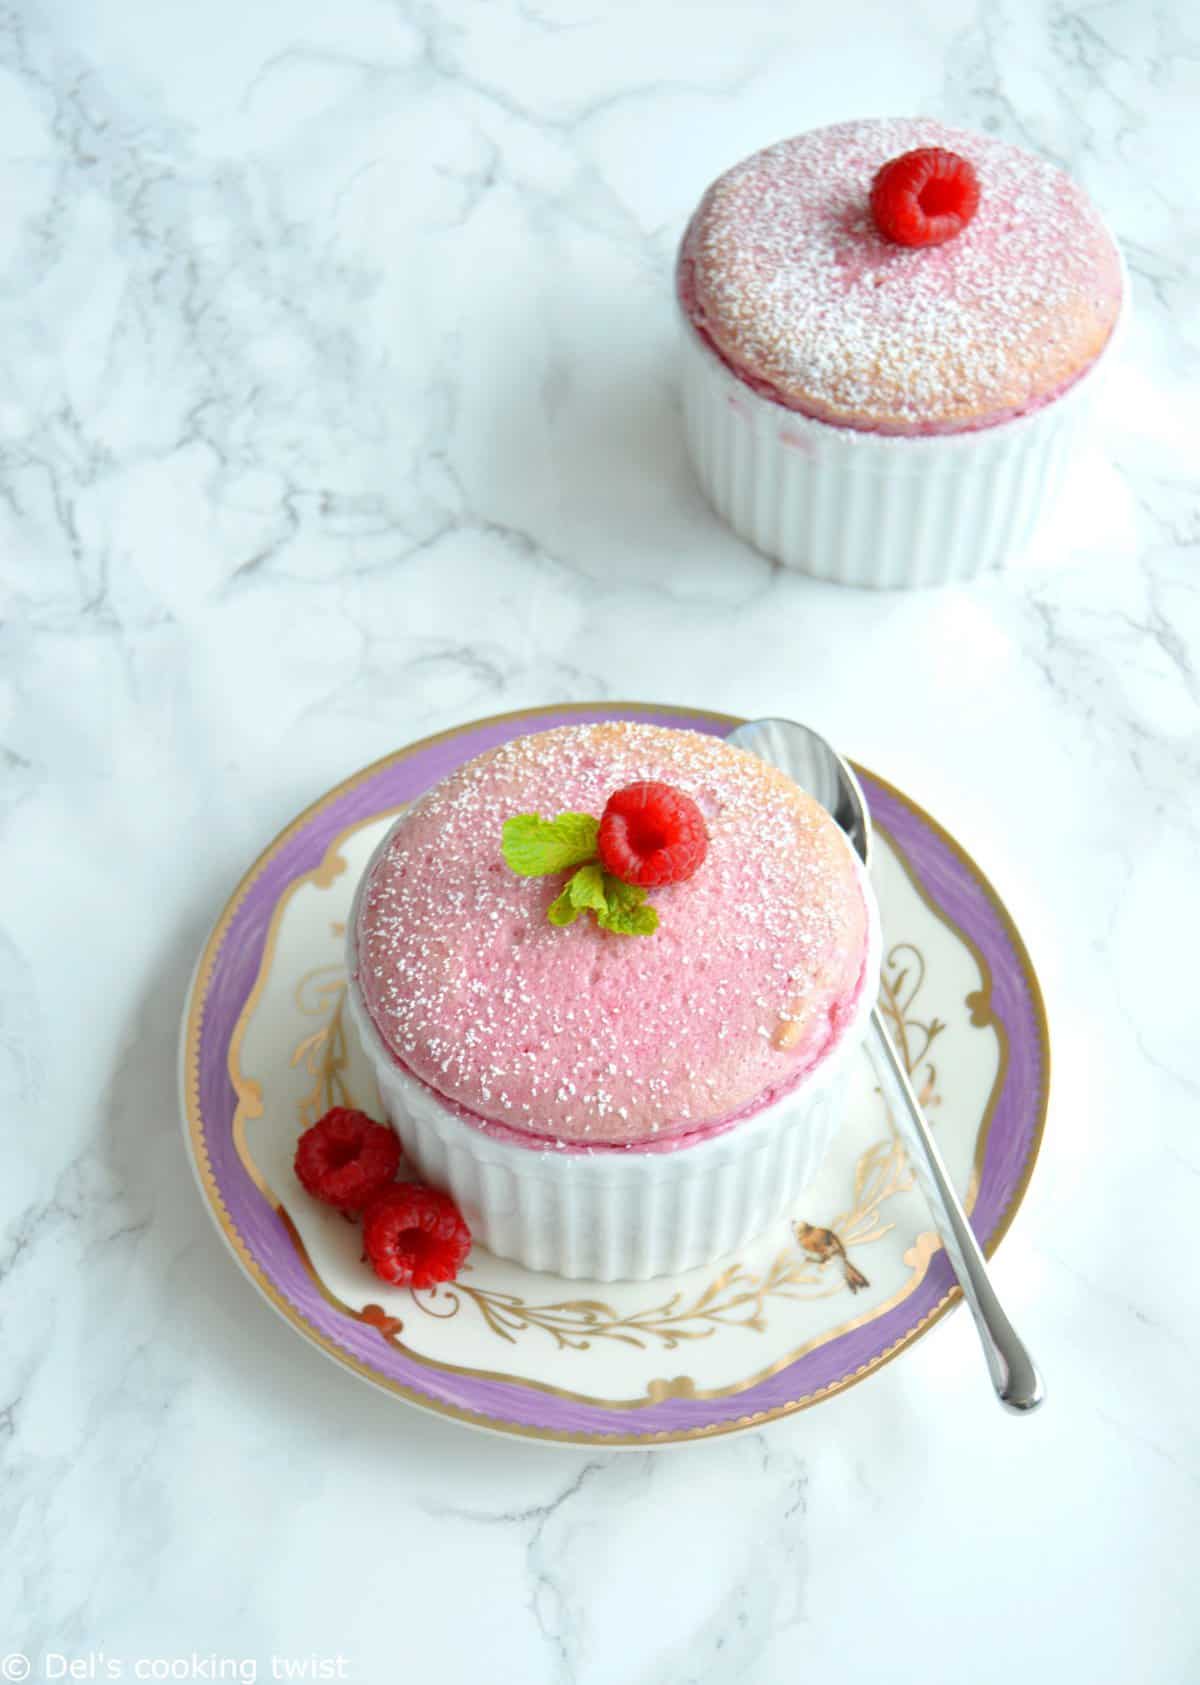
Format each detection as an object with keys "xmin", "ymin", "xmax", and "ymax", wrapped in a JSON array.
[
  {"xmin": 547, "ymin": 862, "xmax": 607, "ymax": 926},
  {"xmin": 596, "ymin": 874, "xmax": 659, "ymax": 937},
  {"xmin": 547, "ymin": 884, "xmax": 582, "ymax": 925},
  {"xmin": 568, "ymin": 862, "xmax": 608, "ymax": 913},
  {"xmin": 599, "ymin": 899, "xmax": 658, "ymax": 936},
  {"xmin": 603, "ymin": 876, "xmax": 647, "ymax": 914},
  {"xmin": 502, "ymin": 812, "xmax": 600, "ymax": 877}
]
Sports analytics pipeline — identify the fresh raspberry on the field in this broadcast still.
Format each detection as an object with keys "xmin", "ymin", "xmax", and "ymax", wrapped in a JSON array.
[
  {"xmin": 869, "ymin": 147, "xmax": 980, "ymax": 248},
  {"xmin": 294, "ymin": 1107, "xmax": 401, "ymax": 1212},
  {"xmin": 361, "ymin": 1183, "xmax": 472, "ymax": 1288},
  {"xmin": 597, "ymin": 781, "xmax": 708, "ymax": 888}
]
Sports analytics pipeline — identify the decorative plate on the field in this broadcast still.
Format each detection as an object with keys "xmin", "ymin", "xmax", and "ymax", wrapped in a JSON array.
[{"xmin": 180, "ymin": 703, "xmax": 1049, "ymax": 1446}]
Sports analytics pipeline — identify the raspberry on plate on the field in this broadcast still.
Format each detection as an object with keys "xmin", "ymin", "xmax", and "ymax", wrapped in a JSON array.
[
  {"xmin": 362, "ymin": 1183, "xmax": 472, "ymax": 1288},
  {"xmin": 869, "ymin": 146, "xmax": 980, "ymax": 247},
  {"xmin": 597, "ymin": 780, "xmax": 708, "ymax": 888},
  {"xmin": 294, "ymin": 1107, "xmax": 401, "ymax": 1212}
]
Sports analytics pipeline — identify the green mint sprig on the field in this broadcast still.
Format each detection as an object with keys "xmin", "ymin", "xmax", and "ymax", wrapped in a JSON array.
[{"xmin": 501, "ymin": 812, "xmax": 659, "ymax": 937}]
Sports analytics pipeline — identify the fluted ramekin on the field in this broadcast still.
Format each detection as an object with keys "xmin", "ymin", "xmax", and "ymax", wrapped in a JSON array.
[
  {"xmin": 678, "ymin": 292, "xmax": 1124, "ymax": 589},
  {"xmin": 345, "ymin": 852, "xmax": 881, "ymax": 1283}
]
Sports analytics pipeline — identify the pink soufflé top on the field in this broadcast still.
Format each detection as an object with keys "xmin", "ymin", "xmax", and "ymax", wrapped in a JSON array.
[
  {"xmin": 353, "ymin": 723, "xmax": 873, "ymax": 1148},
  {"xmin": 677, "ymin": 117, "xmax": 1123, "ymax": 434}
]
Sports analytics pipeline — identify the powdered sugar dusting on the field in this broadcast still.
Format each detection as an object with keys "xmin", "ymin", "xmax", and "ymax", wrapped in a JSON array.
[
  {"xmin": 678, "ymin": 118, "xmax": 1123, "ymax": 434},
  {"xmin": 354, "ymin": 723, "xmax": 870, "ymax": 1147}
]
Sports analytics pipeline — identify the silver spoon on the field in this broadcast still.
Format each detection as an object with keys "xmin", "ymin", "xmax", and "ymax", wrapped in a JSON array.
[{"xmin": 727, "ymin": 717, "xmax": 1045, "ymax": 1414}]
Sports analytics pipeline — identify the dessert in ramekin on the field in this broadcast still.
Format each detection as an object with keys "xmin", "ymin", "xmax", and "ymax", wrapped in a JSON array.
[
  {"xmin": 345, "ymin": 721, "xmax": 880, "ymax": 1280},
  {"xmin": 677, "ymin": 117, "xmax": 1124, "ymax": 587}
]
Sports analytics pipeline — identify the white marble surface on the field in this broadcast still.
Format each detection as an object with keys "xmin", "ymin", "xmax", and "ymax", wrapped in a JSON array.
[{"xmin": 1, "ymin": 0, "xmax": 1197, "ymax": 1679}]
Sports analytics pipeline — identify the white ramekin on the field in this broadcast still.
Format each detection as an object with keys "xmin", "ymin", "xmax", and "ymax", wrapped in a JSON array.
[
  {"xmin": 678, "ymin": 295, "xmax": 1124, "ymax": 589},
  {"xmin": 345, "ymin": 854, "xmax": 881, "ymax": 1283}
]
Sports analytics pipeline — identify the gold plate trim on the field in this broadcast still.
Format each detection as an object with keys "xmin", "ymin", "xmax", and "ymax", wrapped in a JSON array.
[{"xmin": 182, "ymin": 702, "xmax": 1051, "ymax": 1445}]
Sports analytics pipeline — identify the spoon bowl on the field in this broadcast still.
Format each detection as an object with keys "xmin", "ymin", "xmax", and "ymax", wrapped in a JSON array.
[{"xmin": 724, "ymin": 717, "xmax": 872, "ymax": 866}]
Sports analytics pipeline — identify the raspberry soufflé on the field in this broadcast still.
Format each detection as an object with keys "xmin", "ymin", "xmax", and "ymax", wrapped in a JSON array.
[
  {"xmin": 677, "ymin": 116, "xmax": 1124, "ymax": 586},
  {"xmin": 345, "ymin": 721, "xmax": 880, "ymax": 1280}
]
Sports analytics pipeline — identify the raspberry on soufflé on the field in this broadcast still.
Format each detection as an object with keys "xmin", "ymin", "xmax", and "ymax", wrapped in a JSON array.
[
  {"xmin": 869, "ymin": 146, "xmax": 980, "ymax": 248},
  {"xmin": 597, "ymin": 781, "xmax": 709, "ymax": 888}
]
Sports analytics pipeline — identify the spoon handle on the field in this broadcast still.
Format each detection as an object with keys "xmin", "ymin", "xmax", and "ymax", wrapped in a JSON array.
[{"xmin": 869, "ymin": 1005, "xmax": 1045, "ymax": 1413}]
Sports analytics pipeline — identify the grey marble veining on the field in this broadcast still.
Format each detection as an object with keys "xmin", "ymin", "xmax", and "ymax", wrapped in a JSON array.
[{"xmin": 1, "ymin": 1, "xmax": 1198, "ymax": 1681}]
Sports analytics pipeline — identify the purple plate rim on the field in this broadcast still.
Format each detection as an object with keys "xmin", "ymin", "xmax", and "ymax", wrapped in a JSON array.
[{"xmin": 181, "ymin": 702, "xmax": 1050, "ymax": 1445}]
